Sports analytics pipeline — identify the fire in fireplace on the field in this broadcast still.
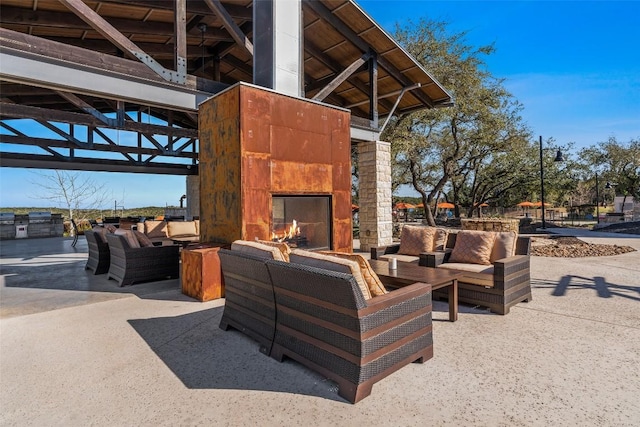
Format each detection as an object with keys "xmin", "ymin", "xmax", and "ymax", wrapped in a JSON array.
[{"xmin": 272, "ymin": 196, "xmax": 331, "ymax": 250}]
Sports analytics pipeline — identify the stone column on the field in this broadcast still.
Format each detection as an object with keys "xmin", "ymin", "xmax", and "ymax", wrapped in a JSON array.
[
  {"xmin": 186, "ymin": 175, "xmax": 200, "ymax": 220},
  {"xmin": 357, "ymin": 140, "xmax": 393, "ymax": 252}
]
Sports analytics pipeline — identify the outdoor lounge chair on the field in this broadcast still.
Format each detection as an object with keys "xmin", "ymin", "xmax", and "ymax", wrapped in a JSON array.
[
  {"xmin": 266, "ymin": 260, "xmax": 433, "ymax": 404},
  {"xmin": 105, "ymin": 233, "xmax": 179, "ymax": 286},
  {"xmin": 84, "ymin": 230, "xmax": 110, "ymax": 275},
  {"xmin": 218, "ymin": 249, "xmax": 277, "ymax": 356}
]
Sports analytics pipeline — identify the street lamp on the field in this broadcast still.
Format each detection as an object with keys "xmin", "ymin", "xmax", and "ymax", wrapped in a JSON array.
[
  {"xmin": 539, "ymin": 135, "xmax": 564, "ymax": 229},
  {"xmin": 595, "ymin": 172, "xmax": 600, "ymax": 224}
]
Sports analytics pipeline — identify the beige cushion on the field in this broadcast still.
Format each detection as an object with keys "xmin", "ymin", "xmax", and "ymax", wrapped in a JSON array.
[
  {"xmin": 490, "ymin": 231, "xmax": 518, "ymax": 263},
  {"xmin": 320, "ymin": 251, "xmax": 388, "ymax": 297},
  {"xmin": 256, "ymin": 240, "xmax": 292, "ymax": 262},
  {"xmin": 448, "ymin": 230, "xmax": 495, "ymax": 265},
  {"xmin": 289, "ymin": 249, "xmax": 372, "ymax": 300},
  {"xmin": 133, "ymin": 230, "xmax": 154, "ymax": 247},
  {"xmin": 167, "ymin": 221, "xmax": 197, "ymax": 237},
  {"xmin": 398, "ymin": 226, "xmax": 436, "ymax": 256},
  {"xmin": 114, "ymin": 228, "xmax": 140, "ymax": 248},
  {"xmin": 231, "ymin": 240, "xmax": 287, "ymax": 261},
  {"xmin": 438, "ymin": 263, "xmax": 494, "ymax": 287},
  {"xmin": 144, "ymin": 220, "xmax": 168, "ymax": 239}
]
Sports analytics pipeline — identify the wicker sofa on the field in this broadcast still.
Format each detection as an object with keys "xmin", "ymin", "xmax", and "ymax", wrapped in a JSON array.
[
  {"xmin": 135, "ymin": 219, "xmax": 200, "ymax": 246},
  {"xmin": 218, "ymin": 243, "xmax": 433, "ymax": 403},
  {"xmin": 372, "ymin": 228, "xmax": 531, "ymax": 315},
  {"xmin": 105, "ymin": 233, "xmax": 180, "ymax": 286}
]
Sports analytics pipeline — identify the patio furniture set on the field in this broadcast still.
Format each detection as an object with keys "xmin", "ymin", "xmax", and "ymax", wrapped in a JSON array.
[
  {"xmin": 83, "ymin": 220, "xmax": 197, "ymax": 286},
  {"xmin": 217, "ymin": 227, "xmax": 532, "ymax": 403}
]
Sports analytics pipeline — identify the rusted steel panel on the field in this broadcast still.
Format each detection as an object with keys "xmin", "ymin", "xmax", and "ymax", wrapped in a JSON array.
[
  {"xmin": 270, "ymin": 161, "xmax": 333, "ymax": 193},
  {"xmin": 242, "ymin": 155, "xmax": 271, "ymax": 190},
  {"xmin": 270, "ymin": 125, "xmax": 332, "ymax": 164},
  {"xmin": 241, "ymin": 87, "xmax": 272, "ymax": 154},
  {"xmin": 198, "ymin": 88, "xmax": 242, "ymax": 244}
]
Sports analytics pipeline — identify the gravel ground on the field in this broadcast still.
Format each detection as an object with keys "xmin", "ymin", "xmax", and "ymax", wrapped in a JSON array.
[
  {"xmin": 525, "ymin": 220, "xmax": 640, "ymax": 257},
  {"xmin": 530, "ymin": 235, "xmax": 636, "ymax": 257}
]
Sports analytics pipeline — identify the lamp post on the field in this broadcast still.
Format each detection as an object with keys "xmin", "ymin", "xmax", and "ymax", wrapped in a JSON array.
[
  {"xmin": 595, "ymin": 172, "xmax": 600, "ymax": 224},
  {"xmin": 538, "ymin": 135, "xmax": 564, "ymax": 229}
]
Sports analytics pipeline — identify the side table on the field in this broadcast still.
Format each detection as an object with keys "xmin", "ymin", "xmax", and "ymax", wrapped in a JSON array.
[{"xmin": 181, "ymin": 243, "xmax": 228, "ymax": 301}]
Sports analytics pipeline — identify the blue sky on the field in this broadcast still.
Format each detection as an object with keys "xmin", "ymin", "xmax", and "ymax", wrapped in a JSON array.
[{"xmin": 1, "ymin": 0, "xmax": 639, "ymax": 208}]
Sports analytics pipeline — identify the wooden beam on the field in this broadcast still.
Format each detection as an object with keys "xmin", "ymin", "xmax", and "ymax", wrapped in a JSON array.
[
  {"xmin": 0, "ymin": 6, "xmax": 232, "ymax": 40},
  {"xmin": 303, "ymin": 0, "xmax": 435, "ymax": 108},
  {"xmin": 0, "ymin": 152, "xmax": 198, "ymax": 175},
  {"xmin": 312, "ymin": 52, "xmax": 370, "ymax": 101},
  {"xmin": 58, "ymin": 0, "xmax": 186, "ymax": 84},
  {"xmin": 202, "ymin": 0, "xmax": 253, "ymax": 56},
  {"xmin": 369, "ymin": 50, "xmax": 378, "ymax": 128},
  {"xmin": 98, "ymin": 0, "xmax": 253, "ymax": 20},
  {"xmin": 304, "ymin": 40, "xmax": 394, "ymax": 112},
  {"xmin": 174, "ymin": 0, "xmax": 187, "ymax": 77},
  {"xmin": 0, "ymin": 103, "xmax": 197, "ymax": 138}
]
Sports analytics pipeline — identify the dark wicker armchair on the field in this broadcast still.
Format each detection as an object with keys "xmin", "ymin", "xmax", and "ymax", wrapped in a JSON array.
[
  {"xmin": 421, "ymin": 233, "xmax": 531, "ymax": 315},
  {"xmin": 266, "ymin": 260, "xmax": 433, "ymax": 404},
  {"xmin": 105, "ymin": 233, "xmax": 179, "ymax": 286},
  {"xmin": 218, "ymin": 249, "xmax": 276, "ymax": 356},
  {"xmin": 84, "ymin": 230, "xmax": 110, "ymax": 275}
]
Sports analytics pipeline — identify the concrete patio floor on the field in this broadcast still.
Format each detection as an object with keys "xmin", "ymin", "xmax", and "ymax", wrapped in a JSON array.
[{"xmin": 1, "ymin": 232, "xmax": 639, "ymax": 426}]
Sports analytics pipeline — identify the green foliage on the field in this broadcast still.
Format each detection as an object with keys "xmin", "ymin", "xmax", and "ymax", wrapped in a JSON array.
[
  {"xmin": 384, "ymin": 18, "xmax": 534, "ymax": 224},
  {"xmin": 0, "ymin": 206, "xmax": 168, "ymax": 221}
]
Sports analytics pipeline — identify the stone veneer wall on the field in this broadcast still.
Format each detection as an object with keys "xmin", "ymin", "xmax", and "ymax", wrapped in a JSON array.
[
  {"xmin": 0, "ymin": 214, "xmax": 64, "ymax": 239},
  {"xmin": 461, "ymin": 218, "xmax": 520, "ymax": 233},
  {"xmin": 185, "ymin": 175, "xmax": 200, "ymax": 220},
  {"xmin": 357, "ymin": 140, "xmax": 393, "ymax": 251}
]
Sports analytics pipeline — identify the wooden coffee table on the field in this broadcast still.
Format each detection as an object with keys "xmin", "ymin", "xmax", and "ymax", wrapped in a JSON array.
[{"xmin": 368, "ymin": 259, "xmax": 463, "ymax": 322}]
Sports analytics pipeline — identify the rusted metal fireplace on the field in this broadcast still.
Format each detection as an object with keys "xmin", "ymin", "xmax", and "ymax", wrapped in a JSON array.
[
  {"xmin": 272, "ymin": 196, "xmax": 331, "ymax": 250},
  {"xmin": 198, "ymin": 83, "xmax": 353, "ymax": 252}
]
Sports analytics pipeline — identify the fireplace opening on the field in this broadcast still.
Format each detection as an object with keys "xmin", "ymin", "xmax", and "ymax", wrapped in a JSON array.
[{"xmin": 272, "ymin": 196, "xmax": 331, "ymax": 250}]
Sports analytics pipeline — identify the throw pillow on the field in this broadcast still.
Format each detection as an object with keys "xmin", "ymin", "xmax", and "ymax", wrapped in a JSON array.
[
  {"xmin": 320, "ymin": 251, "xmax": 388, "ymax": 297},
  {"xmin": 398, "ymin": 225, "xmax": 436, "ymax": 256},
  {"xmin": 133, "ymin": 230, "xmax": 154, "ymax": 248},
  {"xmin": 144, "ymin": 220, "xmax": 168, "ymax": 239},
  {"xmin": 448, "ymin": 231, "xmax": 496, "ymax": 265},
  {"xmin": 289, "ymin": 249, "xmax": 372, "ymax": 300},
  {"xmin": 114, "ymin": 228, "xmax": 140, "ymax": 249},
  {"xmin": 490, "ymin": 231, "xmax": 518, "ymax": 263},
  {"xmin": 231, "ymin": 240, "xmax": 287, "ymax": 261},
  {"xmin": 256, "ymin": 240, "xmax": 292, "ymax": 262}
]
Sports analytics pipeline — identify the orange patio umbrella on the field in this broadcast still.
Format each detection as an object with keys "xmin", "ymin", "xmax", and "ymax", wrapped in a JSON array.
[
  {"xmin": 436, "ymin": 202, "xmax": 455, "ymax": 209},
  {"xmin": 395, "ymin": 202, "xmax": 416, "ymax": 210},
  {"xmin": 351, "ymin": 204, "xmax": 359, "ymax": 211},
  {"xmin": 475, "ymin": 203, "xmax": 489, "ymax": 207},
  {"xmin": 532, "ymin": 201, "xmax": 552, "ymax": 207},
  {"xmin": 517, "ymin": 201, "xmax": 534, "ymax": 208}
]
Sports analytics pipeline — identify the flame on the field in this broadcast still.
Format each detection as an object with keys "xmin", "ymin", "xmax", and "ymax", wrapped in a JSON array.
[{"xmin": 272, "ymin": 219, "xmax": 300, "ymax": 242}]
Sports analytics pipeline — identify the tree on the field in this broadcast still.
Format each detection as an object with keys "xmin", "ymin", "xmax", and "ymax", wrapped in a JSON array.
[
  {"xmin": 384, "ymin": 19, "xmax": 532, "ymax": 225},
  {"xmin": 579, "ymin": 137, "xmax": 640, "ymax": 209},
  {"xmin": 30, "ymin": 170, "xmax": 111, "ymax": 232}
]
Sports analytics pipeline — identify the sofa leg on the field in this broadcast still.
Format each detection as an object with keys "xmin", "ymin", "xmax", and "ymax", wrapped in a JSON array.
[
  {"xmin": 336, "ymin": 379, "xmax": 372, "ymax": 404},
  {"xmin": 219, "ymin": 319, "xmax": 231, "ymax": 331},
  {"xmin": 270, "ymin": 344, "xmax": 285, "ymax": 363},
  {"xmin": 412, "ymin": 345, "xmax": 433, "ymax": 364}
]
